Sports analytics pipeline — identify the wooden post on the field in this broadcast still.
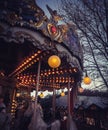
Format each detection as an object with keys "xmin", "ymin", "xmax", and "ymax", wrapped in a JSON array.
[
  {"xmin": 67, "ymin": 81, "xmax": 71, "ymax": 130},
  {"xmin": 52, "ymin": 70, "xmax": 56, "ymax": 120},
  {"xmin": 33, "ymin": 61, "xmax": 41, "ymax": 129},
  {"xmin": 52, "ymin": 87, "xmax": 56, "ymax": 120}
]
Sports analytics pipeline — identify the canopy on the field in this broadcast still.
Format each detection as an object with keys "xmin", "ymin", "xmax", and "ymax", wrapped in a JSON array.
[{"xmin": 0, "ymin": 0, "xmax": 83, "ymax": 91}]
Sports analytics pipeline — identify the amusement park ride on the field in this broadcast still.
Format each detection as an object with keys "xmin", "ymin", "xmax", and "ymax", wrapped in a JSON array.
[{"xmin": 0, "ymin": 0, "xmax": 91, "ymax": 129}]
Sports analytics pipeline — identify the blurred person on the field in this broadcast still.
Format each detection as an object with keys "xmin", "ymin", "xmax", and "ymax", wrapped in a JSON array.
[
  {"xmin": 0, "ymin": 95, "xmax": 12, "ymax": 130},
  {"xmin": 14, "ymin": 101, "xmax": 28, "ymax": 130},
  {"xmin": 0, "ymin": 95, "xmax": 6, "ymax": 111},
  {"xmin": 19, "ymin": 101, "xmax": 33, "ymax": 130}
]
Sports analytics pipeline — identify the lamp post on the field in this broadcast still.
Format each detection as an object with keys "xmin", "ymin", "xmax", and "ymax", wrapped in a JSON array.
[
  {"xmin": 48, "ymin": 55, "xmax": 61, "ymax": 120},
  {"xmin": 67, "ymin": 80, "xmax": 71, "ymax": 130}
]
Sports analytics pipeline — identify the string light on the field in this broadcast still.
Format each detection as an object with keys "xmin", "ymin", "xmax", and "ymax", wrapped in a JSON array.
[{"xmin": 9, "ymin": 50, "xmax": 42, "ymax": 77}]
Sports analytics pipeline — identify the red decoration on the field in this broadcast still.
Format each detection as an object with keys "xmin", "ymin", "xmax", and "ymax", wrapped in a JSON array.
[{"xmin": 51, "ymin": 26, "xmax": 57, "ymax": 34}]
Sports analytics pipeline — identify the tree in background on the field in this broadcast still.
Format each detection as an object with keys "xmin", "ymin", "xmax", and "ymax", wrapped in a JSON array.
[{"xmin": 59, "ymin": 0, "xmax": 108, "ymax": 90}]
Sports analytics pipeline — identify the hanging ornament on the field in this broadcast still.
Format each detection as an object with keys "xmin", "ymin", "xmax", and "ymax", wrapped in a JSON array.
[
  {"xmin": 48, "ymin": 55, "xmax": 61, "ymax": 68},
  {"xmin": 61, "ymin": 90, "xmax": 65, "ymax": 96},
  {"xmin": 83, "ymin": 71, "xmax": 91, "ymax": 85},
  {"xmin": 78, "ymin": 86, "xmax": 84, "ymax": 93},
  {"xmin": 39, "ymin": 92, "xmax": 44, "ymax": 98}
]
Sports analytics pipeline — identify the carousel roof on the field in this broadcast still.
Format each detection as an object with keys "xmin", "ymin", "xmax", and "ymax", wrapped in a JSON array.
[{"xmin": 0, "ymin": 0, "xmax": 83, "ymax": 90}]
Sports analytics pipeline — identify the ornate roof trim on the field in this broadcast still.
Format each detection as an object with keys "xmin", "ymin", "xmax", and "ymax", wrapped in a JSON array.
[{"xmin": 0, "ymin": 0, "xmax": 69, "ymax": 43}]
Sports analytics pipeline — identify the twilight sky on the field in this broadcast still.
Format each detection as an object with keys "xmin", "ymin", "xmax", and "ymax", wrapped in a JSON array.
[
  {"xmin": 36, "ymin": 0, "xmax": 60, "ymax": 18},
  {"xmin": 35, "ymin": 0, "xmax": 107, "ymax": 92}
]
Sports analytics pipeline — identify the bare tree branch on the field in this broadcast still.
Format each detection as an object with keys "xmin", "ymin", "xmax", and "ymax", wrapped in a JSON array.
[{"xmin": 60, "ymin": 0, "xmax": 108, "ymax": 89}]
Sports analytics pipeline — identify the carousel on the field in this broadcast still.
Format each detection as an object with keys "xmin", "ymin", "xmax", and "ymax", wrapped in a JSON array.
[{"xmin": 0, "ymin": 0, "xmax": 83, "ymax": 129}]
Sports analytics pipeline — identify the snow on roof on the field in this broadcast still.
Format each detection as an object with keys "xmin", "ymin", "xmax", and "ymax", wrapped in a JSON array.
[{"xmin": 56, "ymin": 95, "xmax": 108, "ymax": 109}]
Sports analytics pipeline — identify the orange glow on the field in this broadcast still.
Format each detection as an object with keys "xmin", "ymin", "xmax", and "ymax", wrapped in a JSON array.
[
  {"xmin": 61, "ymin": 91, "xmax": 65, "ymax": 96},
  {"xmin": 48, "ymin": 55, "xmax": 61, "ymax": 68},
  {"xmin": 39, "ymin": 92, "xmax": 44, "ymax": 98},
  {"xmin": 78, "ymin": 87, "xmax": 84, "ymax": 93},
  {"xmin": 83, "ymin": 76, "xmax": 91, "ymax": 85}
]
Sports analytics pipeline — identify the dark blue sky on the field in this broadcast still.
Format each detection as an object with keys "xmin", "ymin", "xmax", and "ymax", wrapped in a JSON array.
[{"xmin": 36, "ymin": 0, "xmax": 60, "ymax": 18}]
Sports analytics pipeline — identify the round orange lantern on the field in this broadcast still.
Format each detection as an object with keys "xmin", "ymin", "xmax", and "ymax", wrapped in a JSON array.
[
  {"xmin": 83, "ymin": 76, "xmax": 91, "ymax": 85},
  {"xmin": 60, "ymin": 91, "xmax": 65, "ymax": 96},
  {"xmin": 78, "ymin": 87, "xmax": 84, "ymax": 93},
  {"xmin": 48, "ymin": 55, "xmax": 61, "ymax": 68},
  {"xmin": 39, "ymin": 92, "xmax": 44, "ymax": 98}
]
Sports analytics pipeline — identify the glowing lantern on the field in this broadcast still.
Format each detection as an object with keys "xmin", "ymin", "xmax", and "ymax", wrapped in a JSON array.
[
  {"xmin": 39, "ymin": 92, "xmax": 44, "ymax": 98},
  {"xmin": 60, "ymin": 91, "xmax": 65, "ymax": 96},
  {"xmin": 83, "ymin": 72, "xmax": 91, "ymax": 85},
  {"xmin": 48, "ymin": 55, "xmax": 61, "ymax": 68},
  {"xmin": 0, "ymin": 70, "xmax": 4, "ymax": 76},
  {"xmin": 78, "ymin": 87, "xmax": 84, "ymax": 93},
  {"xmin": 16, "ymin": 92, "xmax": 20, "ymax": 97},
  {"xmin": 83, "ymin": 76, "xmax": 91, "ymax": 85}
]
